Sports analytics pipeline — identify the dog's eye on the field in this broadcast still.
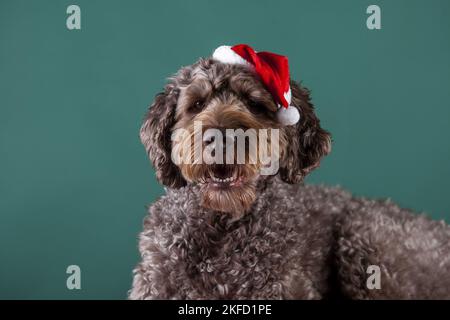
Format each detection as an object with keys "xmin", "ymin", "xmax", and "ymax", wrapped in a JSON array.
[
  {"xmin": 190, "ymin": 100, "xmax": 205, "ymax": 112},
  {"xmin": 247, "ymin": 100, "xmax": 266, "ymax": 115}
]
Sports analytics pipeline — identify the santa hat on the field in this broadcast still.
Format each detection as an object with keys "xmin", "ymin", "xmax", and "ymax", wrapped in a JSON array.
[{"xmin": 212, "ymin": 44, "xmax": 300, "ymax": 126}]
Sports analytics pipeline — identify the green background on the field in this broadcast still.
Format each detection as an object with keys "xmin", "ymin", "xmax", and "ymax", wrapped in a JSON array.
[{"xmin": 1, "ymin": 0, "xmax": 449, "ymax": 299}]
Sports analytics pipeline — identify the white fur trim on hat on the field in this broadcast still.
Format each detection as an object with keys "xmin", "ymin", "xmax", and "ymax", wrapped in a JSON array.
[{"xmin": 212, "ymin": 45, "xmax": 252, "ymax": 67}]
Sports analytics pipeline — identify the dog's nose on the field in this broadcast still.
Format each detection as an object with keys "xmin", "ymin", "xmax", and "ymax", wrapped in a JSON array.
[
  {"xmin": 203, "ymin": 128, "xmax": 237, "ymax": 149},
  {"xmin": 203, "ymin": 129, "xmax": 217, "ymax": 146}
]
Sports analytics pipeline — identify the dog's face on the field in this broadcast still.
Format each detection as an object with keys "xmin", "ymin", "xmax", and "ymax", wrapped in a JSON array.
[{"xmin": 140, "ymin": 58, "xmax": 331, "ymax": 217}]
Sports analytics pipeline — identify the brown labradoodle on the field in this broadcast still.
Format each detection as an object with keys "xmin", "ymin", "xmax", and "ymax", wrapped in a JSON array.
[{"xmin": 129, "ymin": 52, "xmax": 450, "ymax": 299}]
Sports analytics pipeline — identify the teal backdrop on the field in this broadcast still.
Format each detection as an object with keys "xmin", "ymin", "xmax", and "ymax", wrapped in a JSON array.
[{"xmin": 1, "ymin": 0, "xmax": 449, "ymax": 299}]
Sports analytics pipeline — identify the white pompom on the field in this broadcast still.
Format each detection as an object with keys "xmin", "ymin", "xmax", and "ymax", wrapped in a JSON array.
[{"xmin": 276, "ymin": 105, "xmax": 300, "ymax": 126}]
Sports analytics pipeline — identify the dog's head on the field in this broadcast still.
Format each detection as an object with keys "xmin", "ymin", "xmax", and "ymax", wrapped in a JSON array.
[{"xmin": 140, "ymin": 57, "xmax": 330, "ymax": 217}]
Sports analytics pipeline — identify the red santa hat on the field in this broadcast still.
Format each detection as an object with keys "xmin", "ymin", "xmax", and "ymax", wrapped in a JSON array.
[{"xmin": 212, "ymin": 44, "xmax": 300, "ymax": 126}]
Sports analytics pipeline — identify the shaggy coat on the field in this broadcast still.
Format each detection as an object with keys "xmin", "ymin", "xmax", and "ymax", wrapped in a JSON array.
[
  {"xmin": 130, "ymin": 57, "xmax": 450, "ymax": 299},
  {"xmin": 130, "ymin": 177, "xmax": 450, "ymax": 299}
]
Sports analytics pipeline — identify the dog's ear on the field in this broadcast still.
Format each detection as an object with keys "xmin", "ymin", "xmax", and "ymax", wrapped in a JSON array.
[
  {"xmin": 140, "ymin": 84, "xmax": 187, "ymax": 188},
  {"xmin": 279, "ymin": 81, "xmax": 331, "ymax": 184}
]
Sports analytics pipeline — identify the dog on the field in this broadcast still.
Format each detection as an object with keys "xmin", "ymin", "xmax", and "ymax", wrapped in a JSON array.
[{"xmin": 129, "ymin": 45, "xmax": 450, "ymax": 299}]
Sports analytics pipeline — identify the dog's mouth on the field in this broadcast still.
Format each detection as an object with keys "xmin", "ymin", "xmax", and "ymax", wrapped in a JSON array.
[
  {"xmin": 200, "ymin": 164, "xmax": 257, "ymax": 190},
  {"xmin": 192, "ymin": 164, "xmax": 260, "ymax": 215},
  {"xmin": 206, "ymin": 172, "xmax": 246, "ymax": 189}
]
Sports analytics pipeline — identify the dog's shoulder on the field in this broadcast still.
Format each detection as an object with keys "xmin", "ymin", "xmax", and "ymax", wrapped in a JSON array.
[
  {"xmin": 297, "ymin": 183, "xmax": 353, "ymax": 214},
  {"xmin": 270, "ymin": 178, "xmax": 352, "ymax": 217}
]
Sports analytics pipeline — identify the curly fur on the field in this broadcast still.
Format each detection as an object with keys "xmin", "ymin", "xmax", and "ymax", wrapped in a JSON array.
[
  {"xmin": 130, "ymin": 56, "xmax": 450, "ymax": 299},
  {"xmin": 130, "ymin": 177, "xmax": 450, "ymax": 299}
]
